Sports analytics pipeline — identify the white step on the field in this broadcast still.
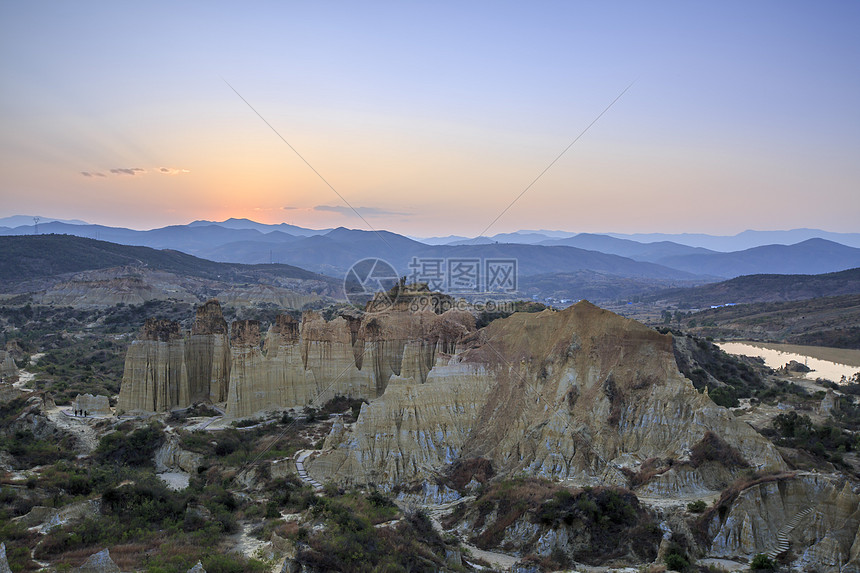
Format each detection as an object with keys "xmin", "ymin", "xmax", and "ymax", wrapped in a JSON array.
[{"xmin": 767, "ymin": 507, "xmax": 815, "ymax": 559}]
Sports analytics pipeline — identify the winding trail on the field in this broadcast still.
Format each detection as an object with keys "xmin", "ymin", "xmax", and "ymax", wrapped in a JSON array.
[{"xmin": 422, "ymin": 497, "xmax": 520, "ymax": 572}]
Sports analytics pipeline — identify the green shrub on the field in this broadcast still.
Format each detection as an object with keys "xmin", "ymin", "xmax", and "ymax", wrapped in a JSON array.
[
  {"xmin": 203, "ymin": 554, "xmax": 267, "ymax": 573},
  {"xmin": 690, "ymin": 431, "xmax": 749, "ymax": 468},
  {"xmin": 664, "ymin": 543, "xmax": 690, "ymax": 572},
  {"xmin": 709, "ymin": 386, "xmax": 739, "ymax": 408},
  {"xmin": 751, "ymin": 553, "xmax": 776, "ymax": 570},
  {"xmin": 95, "ymin": 422, "xmax": 164, "ymax": 467},
  {"xmin": 687, "ymin": 500, "xmax": 707, "ymax": 513},
  {"xmin": 265, "ymin": 501, "xmax": 280, "ymax": 519},
  {"xmin": 0, "ymin": 428, "xmax": 76, "ymax": 467},
  {"xmin": 665, "ymin": 552, "xmax": 690, "ymax": 571}
]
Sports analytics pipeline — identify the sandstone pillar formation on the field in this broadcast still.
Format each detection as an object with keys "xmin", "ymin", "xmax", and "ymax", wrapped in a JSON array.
[
  {"xmin": 185, "ymin": 299, "xmax": 231, "ymax": 403},
  {"xmin": 117, "ymin": 318, "xmax": 188, "ymax": 413}
]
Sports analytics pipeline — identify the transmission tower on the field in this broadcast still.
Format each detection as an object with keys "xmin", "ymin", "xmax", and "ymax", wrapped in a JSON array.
[{"xmin": 33, "ymin": 217, "xmax": 40, "ymax": 235}]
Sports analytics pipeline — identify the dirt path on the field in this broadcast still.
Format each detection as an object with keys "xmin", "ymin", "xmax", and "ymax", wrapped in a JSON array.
[
  {"xmin": 420, "ymin": 498, "xmax": 520, "ymax": 572},
  {"xmin": 13, "ymin": 364, "xmax": 37, "ymax": 391},
  {"xmin": 45, "ymin": 406, "xmax": 100, "ymax": 453}
]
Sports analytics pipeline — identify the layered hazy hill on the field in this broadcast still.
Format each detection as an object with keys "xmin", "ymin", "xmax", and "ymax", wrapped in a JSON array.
[
  {"xmin": 3, "ymin": 217, "xmax": 860, "ymax": 282},
  {"xmin": 0, "ymin": 234, "xmax": 330, "ymax": 285},
  {"xmin": 0, "ymin": 234, "xmax": 341, "ymax": 308}
]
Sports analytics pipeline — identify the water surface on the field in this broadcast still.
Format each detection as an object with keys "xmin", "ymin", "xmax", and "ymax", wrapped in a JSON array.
[{"xmin": 718, "ymin": 341, "xmax": 860, "ymax": 383}]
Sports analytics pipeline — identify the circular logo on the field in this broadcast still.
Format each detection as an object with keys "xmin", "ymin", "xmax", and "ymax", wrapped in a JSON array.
[{"xmin": 343, "ymin": 258, "xmax": 400, "ymax": 313}]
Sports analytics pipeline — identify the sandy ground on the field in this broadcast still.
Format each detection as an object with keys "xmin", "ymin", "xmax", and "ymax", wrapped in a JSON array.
[
  {"xmin": 460, "ymin": 543, "xmax": 520, "ymax": 571},
  {"xmin": 157, "ymin": 471, "xmax": 190, "ymax": 490},
  {"xmin": 230, "ymin": 521, "xmax": 281, "ymax": 571},
  {"xmin": 697, "ymin": 557, "xmax": 747, "ymax": 571},
  {"xmin": 638, "ymin": 491, "xmax": 721, "ymax": 510}
]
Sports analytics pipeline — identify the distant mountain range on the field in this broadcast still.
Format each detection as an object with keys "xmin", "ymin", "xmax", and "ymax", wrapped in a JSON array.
[
  {"xmin": 417, "ymin": 228, "xmax": 860, "ymax": 250},
  {"xmin": 2, "ymin": 217, "xmax": 859, "ymax": 282},
  {"xmin": 0, "ymin": 215, "xmax": 89, "ymax": 227}
]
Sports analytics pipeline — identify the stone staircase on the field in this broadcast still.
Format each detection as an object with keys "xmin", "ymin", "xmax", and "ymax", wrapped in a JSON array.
[
  {"xmin": 295, "ymin": 449, "xmax": 324, "ymax": 492},
  {"xmin": 767, "ymin": 507, "xmax": 815, "ymax": 559}
]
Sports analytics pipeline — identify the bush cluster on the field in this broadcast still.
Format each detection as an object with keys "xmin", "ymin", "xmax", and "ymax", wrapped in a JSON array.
[
  {"xmin": 95, "ymin": 422, "xmax": 164, "ymax": 467},
  {"xmin": 771, "ymin": 410, "xmax": 856, "ymax": 463}
]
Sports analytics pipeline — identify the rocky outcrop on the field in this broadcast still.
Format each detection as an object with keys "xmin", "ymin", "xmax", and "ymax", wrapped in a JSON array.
[
  {"xmin": 74, "ymin": 548, "xmax": 120, "ymax": 573},
  {"xmin": 154, "ymin": 434, "xmax": 203, "ymax": 474},
  {"xmin": 0, "ymin": 543, "xmax": 11, "ymax": 573},
  {"xmin": 820, "ymin": 389, "xmax": 840, "ymax": 416},
  {"xmin": 309, "ymin": 302, "xmax": 786, "ymax": 491},
  {"xmin": 73, "ymin": 394, "xmax": 111, "ymax": 416},
  {"xmin": 0, "ymin": 349, "xmax": 17, "ymax": 381},
  {"xmin": 707, "ymin": 473, "xmax": 860, "ymax": 572},
  {"xmin": 780, "ymin": 359, "xmax": 812, "ymax": 374}
]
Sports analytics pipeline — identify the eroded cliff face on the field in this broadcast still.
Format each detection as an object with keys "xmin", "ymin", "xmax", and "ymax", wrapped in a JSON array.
[
  {"xmin": 186, "ymin": 299, "xmax": 231, "ymax": 403},
  {"xmin": 118, "ymin": 299, "xmax": 231, "ymax": 413},
  {"xmin": 225, "ymin": 309, "xmax": 476, "ymax": 418},
  {"xmin": 707, "ymin": 473, "xmax": 860, "ymax": 572},
  {"xmin": 117, "ymin": 318, "xmax": 189, "ymax": 412},
  {"xmin": 118, "ymin": 299, "xmax": 477, "ymax": 417},
  {"xmin": 309, "ymin": 302, "xmax": 786, "ymax": 491},
  {"xmin": 215, "ymin": 285, "xmax": 320, "ymax": 309}
]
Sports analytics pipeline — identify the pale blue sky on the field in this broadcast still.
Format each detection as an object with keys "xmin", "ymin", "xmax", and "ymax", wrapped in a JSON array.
[{"xmin": 1, "ymin": 1, "xmax": 858, "ymax": 235}]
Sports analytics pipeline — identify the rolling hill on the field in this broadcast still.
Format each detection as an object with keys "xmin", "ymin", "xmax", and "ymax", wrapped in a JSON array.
[
  {"xmin": 0, "ymin": 234, "xmax": 335, "ymax": 288},
  {"xmin": 649, "ymin": 267, "xmax": 860, "ymax": 308}
]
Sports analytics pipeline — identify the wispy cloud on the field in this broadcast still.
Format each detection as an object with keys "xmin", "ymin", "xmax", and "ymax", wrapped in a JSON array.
[
  {"xmin": 82, "ymin": 166, "xmax": 189, "ymax": 179},
  {"xmin": 158, "ymin": 167, "xmax": 190, "ymax": 175},
  {"xmin": 313, "ymin": 205, "xmax": 411, "ymax": 217},
  {"xmin": 110, "ymin": 167, "xmax": 146, "ymax": 176}
]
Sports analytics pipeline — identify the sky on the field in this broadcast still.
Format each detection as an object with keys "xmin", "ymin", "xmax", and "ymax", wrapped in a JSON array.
[{"xmin": 1, "ymin": 1, "xmax": 858, "ymax": 237}]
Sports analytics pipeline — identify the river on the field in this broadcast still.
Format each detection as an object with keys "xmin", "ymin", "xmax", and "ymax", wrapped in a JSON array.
[{"xmin": 717, "ymin": 341, "xmax": 860, "ymax": 383}]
